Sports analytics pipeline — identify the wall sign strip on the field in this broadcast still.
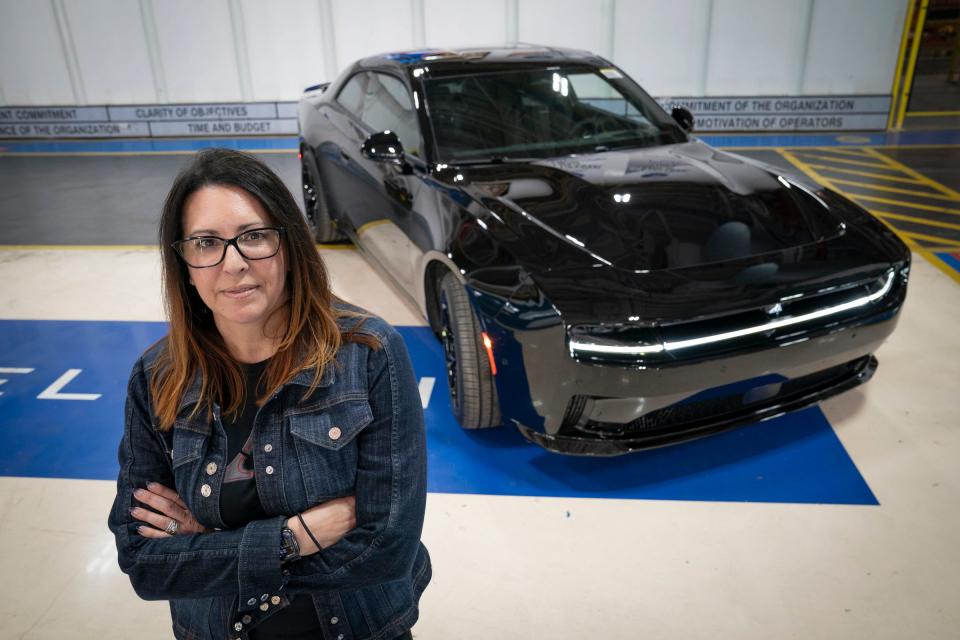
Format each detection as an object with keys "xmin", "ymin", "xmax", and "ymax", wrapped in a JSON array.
[{"xmin": 0, "ymin": 94, "xmax": 894, "ymax": 139}]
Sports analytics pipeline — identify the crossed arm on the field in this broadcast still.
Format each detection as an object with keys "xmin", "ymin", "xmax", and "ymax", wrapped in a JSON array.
[{"xmin": 108, "ymin": 326, "xmax": 427, "ymax": 611}]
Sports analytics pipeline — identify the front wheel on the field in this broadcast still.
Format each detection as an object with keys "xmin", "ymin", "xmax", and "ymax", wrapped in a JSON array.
[
  {"xmin": 301, "ymin": 155, "xmax": 345, "ymax": 243},
  {"xmin": 438, "ymin": 271, "xmax": 501, "ymax": 429}
]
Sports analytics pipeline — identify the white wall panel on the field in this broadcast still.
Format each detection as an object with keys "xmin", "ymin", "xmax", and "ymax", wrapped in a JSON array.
[
  {"xmin": 0, "ymin": 0, "xmax": 914, "ymax": 109},
  {"xmin": 705, "ymin": 0, "xmax": 811, "ymax": 96},
  {"xmin": 802, "ymin": 0, "xmax": 906, "ymax": 94},
  {"xmin": 0, "ymin": 0, "xmax": 74, "ymax": 104},
  {"xmin": 151, "ymin": 0, "xmax": 242, "ymax": 103},
  {"xmin": 241, "ymin": 0, "xmax": 328, "ymax": 100},
  {"xmin": 613, "ymin": 0, "xmax": 711, "ymax": 97},
  {"xmin": 62, "ymin": 0, "xmax": 155, "ymax": 104},
  {"xmin": 331, "ymin": 0, "xmax": 416, "ymax": 75},
  {"xmin": 518, "ymin": 0, "xmax": 608, "ymax": 54},
  {"xmin": 423, "ymin": 0, "xmax": 507, "ymax": 49}
]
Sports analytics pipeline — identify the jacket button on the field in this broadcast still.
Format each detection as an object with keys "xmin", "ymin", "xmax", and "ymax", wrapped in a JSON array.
[
  {"xmin": 265, "ymin": 466, "xmax": 274, "ymax": 475},
  {"xmin": 337, "ymin": 634, "xmax": 344, "ymax": 640},
  {"xmin": 200, "ymin": 484, "xmax": 212, "ymax": 498},
  {"xmin": 205, "ymin": 462, "xmax": 217, "ymax": 475},
  {"xmin": 263, "ymin": 443, "xmax": 273, "ymax": 453},
  {"xmin": 330, "ymin": 616, "xmax": 339, "ymax": 624},
  {"xmin": 247, "ymin": 597, "xmax": 256, "ymax": 606},
  {"xmin": 234, "ymin": 622, "xmax": 243, "ymax": 632},
  {"xmin": 271, "ymin": 595, "xmax": 281, "ymax": 605},
  {"xmin": 328, "ymin": 426, "xmax": 342, "ymax": 440},
  {"xmin": 242, "ymin": 615, "xmax": 252, "ymax": 624},
  {"xmin": 260, "ymin": 603, "xmax": 269, "ymax": 612},
  {"xmin": 261, "ymin": 593, "xmax": 269, "ymax": 602}
]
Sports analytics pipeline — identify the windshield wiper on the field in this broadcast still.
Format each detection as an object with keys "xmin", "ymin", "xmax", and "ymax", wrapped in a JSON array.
[{"xmin": 449, "ymin": 154, "xmax": 531, "ymax": 166}]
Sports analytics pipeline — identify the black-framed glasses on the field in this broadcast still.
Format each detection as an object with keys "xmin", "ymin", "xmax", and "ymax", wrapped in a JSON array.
[{"xmin": 172, "ymin": 227, "xmax": 285, "ymax": 268}]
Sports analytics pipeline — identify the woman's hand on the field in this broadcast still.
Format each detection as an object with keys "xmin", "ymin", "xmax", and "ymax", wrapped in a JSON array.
[
  {"xmin": 288, "ymin": 495, "xmax": 356, "ymax": 556},
  {"xmin": 131, "ymin": 482, "xmax": 211, "ymax": 538}
]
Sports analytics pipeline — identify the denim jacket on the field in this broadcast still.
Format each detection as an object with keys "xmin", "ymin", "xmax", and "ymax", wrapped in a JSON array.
[{"xmin": 108, "ymin": 310, "xmax": 431, "ymax": 640}]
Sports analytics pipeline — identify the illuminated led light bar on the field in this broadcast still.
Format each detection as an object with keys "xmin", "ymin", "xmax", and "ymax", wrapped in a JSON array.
[
  {"xmin": 569, "ymin": 271, "xmax": 895, "ymax": 357},
  {"xmin": 568, "ymin": 341, "xmax": 665, "ymax": 355}
]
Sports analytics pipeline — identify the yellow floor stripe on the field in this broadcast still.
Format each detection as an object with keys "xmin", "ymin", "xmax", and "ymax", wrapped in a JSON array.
[
  {"xmin": 875, "ymin": 218, "xmax": 919, "ymax": 249},
  {"xmin": 806, "ymin": 164, "xmax": 924, "ymax": 185},
  {"xmin": 905, "ymin": 110, "xmax": 960, "ymax": 117},
  {"xmin": 777, "ymin": 148, "xmax": 926, "ymax": 254},
  {"xmin": 828, "ymin": 178, "xmax": 959, "ymax": 201},
  {"xmin": 922, "ymin": 246, "xmax": 960, "ymax": 252},
  {"xmin": 848, "ymin": 194, "xmax": 960, "ymax": 216},
  {"xmin": 871, "ymin": 210, "xmax": 960, "ymax": 232},
  {"xmin": 862, "ymin": 148, "xmax": 960, "ymax": 200},
  {"xmin": 804, "ymin": 147, "xmax": 873, "ymax": 157},
  {"xmin": 787, "ymin": 153, "xmax": 892, "ymax": 169},
  {"xmin": 900, "ymin": 231, "xmax": 960, "ymax": 246}
]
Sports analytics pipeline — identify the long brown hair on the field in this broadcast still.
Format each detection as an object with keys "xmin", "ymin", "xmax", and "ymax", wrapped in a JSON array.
[{"xmin": 152, "ymin": 148, "xmax": 375, "ymax": 431}]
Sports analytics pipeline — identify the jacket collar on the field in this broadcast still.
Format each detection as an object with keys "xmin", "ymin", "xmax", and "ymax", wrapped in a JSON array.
[{"xmin": 175, "ymin": 361, "xmax": 337, "ymax": 427}]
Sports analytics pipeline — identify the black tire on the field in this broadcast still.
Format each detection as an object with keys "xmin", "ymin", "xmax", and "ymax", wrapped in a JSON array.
[
  {"xmin": 301, "ymin": 154, "xmax": 345, "ymax": 243},
  {"xmin": 438, "ymin": 271, "xmax": 501, "ymax": 429}
]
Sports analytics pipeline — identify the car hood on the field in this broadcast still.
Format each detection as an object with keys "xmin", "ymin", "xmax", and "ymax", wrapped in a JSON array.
[
  {"xmin": 458, "ymin": 141, "xmax": 843, "ymax": 274},
  {"xmin": 453, "ymin": 141, "xmax": 908, "ymax": 325}
]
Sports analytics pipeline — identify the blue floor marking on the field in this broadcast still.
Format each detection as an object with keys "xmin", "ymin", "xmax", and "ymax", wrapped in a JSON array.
[
  {"xmin": 698, "ymin": 129, "xmax": 960, "ymax": 147},
  {"xmin": 2, "ymin": 129, "xmax": 960, "ymax": 154},
  {"xmin": 935, "ymin": 251, "xmax": 960, "ymax": 275},
  {"xmin": 0, "ymin": 319, "xmax": 877, "ymax": 505}
]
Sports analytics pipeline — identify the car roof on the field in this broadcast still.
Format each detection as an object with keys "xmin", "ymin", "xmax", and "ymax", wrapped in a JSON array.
[{"xmin": 355, "ymin": 45, "xmax": 609, "ymax": 75}]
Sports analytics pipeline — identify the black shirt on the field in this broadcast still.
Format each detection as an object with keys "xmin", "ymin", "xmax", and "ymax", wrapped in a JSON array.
[{"xmin": 220, "ymin": 360, "xmax": 323, "ymax": 639}]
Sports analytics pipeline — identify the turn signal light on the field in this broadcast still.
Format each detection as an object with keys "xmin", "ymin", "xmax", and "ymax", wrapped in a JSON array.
[{"xmin": 481, "ymin": 332, "xmax": 497, "ymax": 376}]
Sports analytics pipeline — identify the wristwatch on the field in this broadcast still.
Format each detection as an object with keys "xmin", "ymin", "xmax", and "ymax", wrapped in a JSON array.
[{"xmin": 280, "ymin": 526, "xmax": 301, "ymax": 563}]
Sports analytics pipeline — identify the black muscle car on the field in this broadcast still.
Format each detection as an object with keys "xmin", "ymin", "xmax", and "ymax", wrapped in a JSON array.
[{"xmin": 298, "ymin": 46, "xmax": 910, "ymax": 455}]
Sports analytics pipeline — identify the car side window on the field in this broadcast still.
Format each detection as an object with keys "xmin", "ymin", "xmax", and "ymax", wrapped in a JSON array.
[
  {"xmin": 359, "ymin": 72, "xmax": 422, "ymax": 157},
  {"xmin": 336, "ymin": 73, "xmax": 368, "ymax": 115},
  {"xmin": 567, "ymin": 72, "xmax": 650, "ymax": 126}
]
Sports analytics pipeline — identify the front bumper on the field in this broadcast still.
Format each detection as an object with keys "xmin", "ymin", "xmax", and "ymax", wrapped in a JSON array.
[
  {"xmin": 481, "ymin": 268, "xmax": 905, "ymax": 456},
  {"xmin": 514, "ymin": 354, "xmax": 876, "ymax": 456}
]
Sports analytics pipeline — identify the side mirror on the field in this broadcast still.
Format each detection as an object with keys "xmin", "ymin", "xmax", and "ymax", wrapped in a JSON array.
[
  {"xmin": 671, "ymin": 106, "xmax": 694, "ymax": 132},
  {"xmin": 361, "ymin": 130, "xmax": 405, "ymax": 165}
]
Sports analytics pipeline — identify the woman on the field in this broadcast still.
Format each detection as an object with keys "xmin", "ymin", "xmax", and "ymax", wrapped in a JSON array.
[{"xmin": 108, "ymin": 148, "xmax": 431, "ymax": 640}]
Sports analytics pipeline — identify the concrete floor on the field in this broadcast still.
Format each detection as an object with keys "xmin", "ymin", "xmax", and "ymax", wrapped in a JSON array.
[{"xmin": 1, "ymin": 137, "xmax": 959, "ymax": 639}]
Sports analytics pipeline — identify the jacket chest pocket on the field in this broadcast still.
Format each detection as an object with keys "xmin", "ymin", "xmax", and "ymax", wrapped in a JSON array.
[{"xmin": 288, "ymin": 397, "xmax": 373, "ymax": 503}]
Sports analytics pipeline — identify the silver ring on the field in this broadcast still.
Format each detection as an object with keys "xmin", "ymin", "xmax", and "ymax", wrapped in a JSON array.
[{"xmin": 164, "ymin": 519, "xmax": 180, "ymax": 535}]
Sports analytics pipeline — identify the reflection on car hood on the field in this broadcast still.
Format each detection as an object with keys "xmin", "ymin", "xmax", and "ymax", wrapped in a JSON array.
[
  {"xmin": 455, "ymin": 141, "xmax": 908, "ymax": 325},
  {"xmin": 459, "ymin": 141, "xmax": 842, "ymax": 273}
]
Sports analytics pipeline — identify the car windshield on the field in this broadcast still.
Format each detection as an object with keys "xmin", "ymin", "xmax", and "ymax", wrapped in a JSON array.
[{"xmin": 422, "ymin": 66, "xmax": 686, "ymax": 163}]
